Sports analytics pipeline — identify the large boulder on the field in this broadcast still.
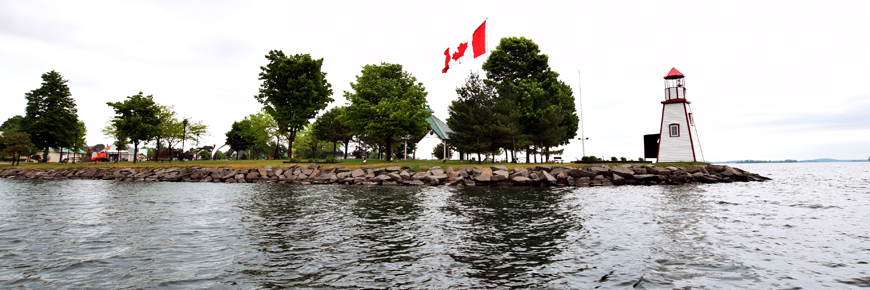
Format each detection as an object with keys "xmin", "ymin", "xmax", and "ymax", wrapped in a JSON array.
[
  {"xmin": 611, "ymin": 166, "xmax": 636, "ymax": 179},
  {"xmin": 568, "ymin": 168, "xmax": 596, "ymax": 179},
  {"xmin": 491, "ymin": 165, "xmax": 508, "ymax": 172},
  {"xmin": 512, "ymin": 176, "xmax": 533, "ymax": 186},
  {"xmin": 650, "ymin": 167, "xmax": 672, "ymax": 175},
  {"xmin": 445, "ymin": 176, "xmax": 463, "ymax": 186},
  {"xmin": 474, "ymin": 168, "xmax": 493, "ymax": 182},
  {"xmin": 541, "ymin": 171, "xmax": 557, "ymax": 185},
  {"xmin": 412, "ymin": 172, "xmax": 430, "ymax": 180},
  {"xmin": 351, "ymin": 169, "xmax": 365, "ymax": 178}
]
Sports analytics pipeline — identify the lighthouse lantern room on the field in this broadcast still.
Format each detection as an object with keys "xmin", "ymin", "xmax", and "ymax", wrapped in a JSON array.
[{"xmin": 656, "ymin": 68, "xmax": 704, "ymax": 163}]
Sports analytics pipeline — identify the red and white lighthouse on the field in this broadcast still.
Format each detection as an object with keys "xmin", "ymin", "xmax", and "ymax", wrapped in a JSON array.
[{"xmin": 657, "ymin": 68, "xmax": 704, "ymax": 163}]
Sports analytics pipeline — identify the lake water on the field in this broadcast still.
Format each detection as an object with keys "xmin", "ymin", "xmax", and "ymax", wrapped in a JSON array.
[{"xmin": 0, "ymin": 163, "xmax": 868, "ymax": 289}]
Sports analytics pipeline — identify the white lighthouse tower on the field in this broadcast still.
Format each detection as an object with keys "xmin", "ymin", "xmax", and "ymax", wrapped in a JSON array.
[{"xmin": 657, "ymin": 68, "xmax": 704, "ymax": 163}]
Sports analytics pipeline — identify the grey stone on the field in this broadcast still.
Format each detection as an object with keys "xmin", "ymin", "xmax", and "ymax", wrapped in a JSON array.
[
  {"xmin": 512, "ymin": 176, "xmax": 533, "ymax": 186},
  {"xmin": 491, "ymin": 165, "xmax": 508, "ymax": 172},
  {"xmin": 542, "ymin": 171, "xmax": 557, "ymax": 185}
]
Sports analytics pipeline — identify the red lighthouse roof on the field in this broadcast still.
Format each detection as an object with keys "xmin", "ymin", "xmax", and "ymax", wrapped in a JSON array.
[{"xmin": 664, "ymin": 67, "xmax": 684, "ymax": 79}]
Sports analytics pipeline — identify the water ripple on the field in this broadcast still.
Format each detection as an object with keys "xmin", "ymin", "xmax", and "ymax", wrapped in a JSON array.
[{"xmin": 0, "ymin": 162, "xmax": 868, "ymax": 289}]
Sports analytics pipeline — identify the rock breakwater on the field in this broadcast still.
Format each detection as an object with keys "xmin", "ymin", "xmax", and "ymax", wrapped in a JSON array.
[{"xmin": 0, "ymin": 164, "xmax": 769, "ymax": 187}]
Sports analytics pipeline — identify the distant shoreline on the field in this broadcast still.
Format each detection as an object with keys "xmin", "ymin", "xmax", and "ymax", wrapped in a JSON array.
[{"xmin": 714, "ymin": 159, "xmax": 868, "ymax": 164}]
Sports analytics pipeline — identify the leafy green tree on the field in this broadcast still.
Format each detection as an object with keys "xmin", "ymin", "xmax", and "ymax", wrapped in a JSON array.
[
  {"xmin": 482, "ymin": 37, "xmax": 579, "ymax": 162},
  {"xmin": 255, "ymin": 50, "xmax": 333, "ymax": 160},
  {"xmin": 294, "ymin": 124, "xmax": 321, "ymax": 159},
  {"xmin": 150, "ymin": 105, "xmax": 209, "ymax": 162},
  {"xmin": 225, "ymin": 119, "xmax": 258, "ymax": 160},
  {"xmin": 431, "ymin": 142, "xmax": 455, "ymax": 160},
  {"xmin": 247, "ymin": 110, "xmax": 279, "ymax": 159},
  {"xmin": 1, "ymin": 115, "xmax": 24, "ymax": 132},
  {"xmin": 1, "ymin": 132, "xmax": 34, "ymax": 165},
  {"xmin": 20, "ymin": 71, "xmax": 80, "ymax": 161},
  {"xmin": 343, "ymin": 63, "xmax": 430, "ymax": 162},
  {"xmin": 106, "ymin": 92, "xmax": 161, "ymax": 164},
  {"xmin": 313, "ymin": 106, "xmax": 354, "ymax": 159}
]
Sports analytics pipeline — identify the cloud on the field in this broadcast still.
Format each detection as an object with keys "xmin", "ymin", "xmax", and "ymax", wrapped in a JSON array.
[{"xmin": 760, "ymin": 96, "xmax": 870, "ymax": 132}]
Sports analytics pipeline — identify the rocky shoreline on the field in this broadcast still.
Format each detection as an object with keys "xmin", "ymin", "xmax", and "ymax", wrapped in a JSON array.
[{"xmin": 0, "ymin": 163, "xmax": 769, "ymax": 187}]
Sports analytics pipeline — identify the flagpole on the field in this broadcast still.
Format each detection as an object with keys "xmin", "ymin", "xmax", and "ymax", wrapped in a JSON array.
[{"xmin": 578, "ymin": 69, "xmax": 586, "ymax": 157}]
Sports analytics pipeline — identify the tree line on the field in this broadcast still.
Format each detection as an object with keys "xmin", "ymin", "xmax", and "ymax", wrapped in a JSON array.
[
  {"xmin": 0, "ymin": 71, "xmax": 209, "ymax": 164},
  {"xmin": 225, "ymin": 37, "xmax": 579, "ymax": 164},
  {"xmin": 2, "ymin": 36, "xmax": 579, "ymax": 164}
]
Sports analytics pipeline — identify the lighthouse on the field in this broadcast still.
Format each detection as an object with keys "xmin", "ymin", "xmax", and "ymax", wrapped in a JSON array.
[{"xmin": 656, "ymin": 68, "xmax": 704, "ymax": 163}]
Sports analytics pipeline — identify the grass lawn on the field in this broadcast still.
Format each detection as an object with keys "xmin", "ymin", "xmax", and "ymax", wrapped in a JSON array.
[{"xmin": 0, "ymin": 158, "xmax": 708, "ymax": 171}]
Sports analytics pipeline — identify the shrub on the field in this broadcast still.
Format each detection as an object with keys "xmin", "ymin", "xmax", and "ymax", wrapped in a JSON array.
[
  {"xmin": 289, "ymin": 157, "xmax": 299, "ymax": 163},
  {"xmin": 307, "ymin": 158, "xmax": 316, "ymax": 163},
  {"xmin": 325, "ymin": 157, "xmax": 337, "ymax": 163},
  {"xmin": 620, "ymin": 157, "xmax": 627, "ymax": 161},
  {"xmin": 639, "ymin": 157, "xmax": 645, "ymax": 162},
  {"xmin": 610, "ymin": 156, "xmax": 618, "ymax": 161}
]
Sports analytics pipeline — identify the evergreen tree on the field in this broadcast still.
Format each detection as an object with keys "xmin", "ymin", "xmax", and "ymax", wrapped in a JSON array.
[
  {"xmin": 20, "ymin": 71, "xmax": 80, "ymax": 161},
  {"xmin": 255, "ymin": 51, "xmax": 333, "ymax": 160},
  {"xmin": 343, "ymin": 63, "xmax": 430, "ymax": 162},
  {"xmin": 106, "ymin": 92, "xmax": 161, "ymax": 164},
  {"xmin": 447, "ymin": 73, "xmax": 500, "ymax": 164}
]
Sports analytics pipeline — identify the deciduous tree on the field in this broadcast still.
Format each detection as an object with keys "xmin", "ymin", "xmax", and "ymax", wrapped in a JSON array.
[
  {"xmin": 1, "ymin": 115, "xmax": 24, "ymax": 132},
  {"xmin": 106, "ymin": 92, "xmax": 161, "ymax": 164},
  {"xmin": 313, "ymin": 106, "xmax": 354, "ymax": 159},
  {"xmin": 482, "ymin": 37, "xmax": 579, "ymax": 162},
  {"xmin": 225, "ymin": 119, "xmax": 258, "ymax": 160},
  {"xmin": 343, "ymin": 63, "xmax": 430, "ymax": 162},
  {"xmin": 255, "ymin": 51, "xmax": 333, "ymax": 160},
  {"xmin": 1, "ymin": 132, "xmax": 34, "ymax": 165}
]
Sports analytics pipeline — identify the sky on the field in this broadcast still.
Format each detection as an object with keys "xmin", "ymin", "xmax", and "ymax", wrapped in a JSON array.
[{"xmin": 1, "ymin": 0, "xmax": 869, "ymax": 162}]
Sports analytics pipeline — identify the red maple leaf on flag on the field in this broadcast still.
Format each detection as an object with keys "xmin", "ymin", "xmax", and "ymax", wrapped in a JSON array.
[{"xmin": 452, "ymin": 42, "xmax": 468, "ymax": 61}]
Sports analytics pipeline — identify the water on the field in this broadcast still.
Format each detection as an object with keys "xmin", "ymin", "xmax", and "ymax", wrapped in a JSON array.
[{"xmin": 0, "ymin": 163, "xmax": 868, "ymax": 289}]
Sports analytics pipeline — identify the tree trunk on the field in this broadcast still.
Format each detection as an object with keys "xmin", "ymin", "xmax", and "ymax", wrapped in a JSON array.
[
  {"xmin": 477, "ymin": 152, "xmax": 481, "ymax": 164},
  {"xmin": 155, "ymin": 135, "xmax": 161, "ymax": 162},
  {"xmin": 273, "ymin": 140, "xmax": 280, "ymax": 159},
  {"xmin": 385, "ymin": 138, "xmax": 393, "ymax": 162},
  {"xmin": 287, "ymin": 130, "xmax": 297, "ymax": 160},
  {"xmin": 133, "ymin": 141, "xmax": 139, "ymax": 164},
  {"xmin": 526, "ymin": 146, "xmax": 531, "ymax": 164},
  {"xmin": 545, "ymin": 145, "xmax": 550, "ymax": 163},
  {"xmin": 343, "ymin": 141, "xmax": 349, "ymax": 159}
]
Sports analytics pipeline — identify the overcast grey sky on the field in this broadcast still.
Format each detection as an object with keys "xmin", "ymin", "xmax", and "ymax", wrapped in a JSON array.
[{"xmin": 2, "ymin": 0, "xmax": 868, "ymax": 161}]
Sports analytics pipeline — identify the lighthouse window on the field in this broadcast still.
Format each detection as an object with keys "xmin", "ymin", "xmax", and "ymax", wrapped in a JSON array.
[{"xmin": 669, "ymin": 124, "xmax": 680, "ymax": 137}]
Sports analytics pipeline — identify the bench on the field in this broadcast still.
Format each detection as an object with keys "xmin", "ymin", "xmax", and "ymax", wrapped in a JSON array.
[{"xmin": 553, "ymin": 156, "xmax": 563, "ymax": 163}]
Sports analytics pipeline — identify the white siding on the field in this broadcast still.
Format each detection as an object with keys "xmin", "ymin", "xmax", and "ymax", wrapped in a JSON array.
[
  {"xmin": 686, "ymin": 104, "xmax": 704, "ymax": 162},
  {"xmin": 658, "ymin": 103, "xmax": 695, "ymax": 162}
]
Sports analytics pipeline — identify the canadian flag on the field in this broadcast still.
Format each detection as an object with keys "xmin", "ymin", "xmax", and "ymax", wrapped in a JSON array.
[{"xmin": 443, "ymin": 20, "xmax": 486, "ymax": 73}]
